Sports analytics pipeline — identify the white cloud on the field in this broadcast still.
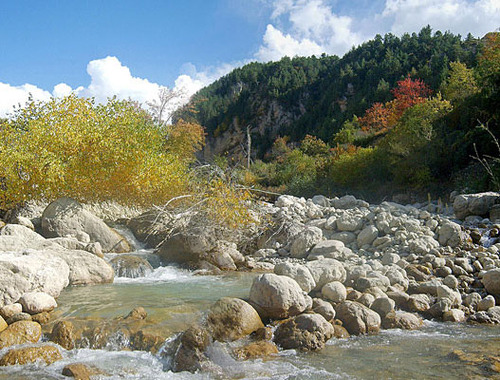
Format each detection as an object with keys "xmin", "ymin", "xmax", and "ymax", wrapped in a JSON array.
[
  {"xmin": 382, "ymin": 0, "xmax": 500, "ymax": 37},
  {"xmin": 52, "ymin": 83, "xmax": 73, "ymax": 98},
  {"xmin": 0, "ymin": 83, "xmax": 52, "ymax": 118},
  {"xmin": 257, "ymin": 0, "xmax": 364, "ymax": 61}
]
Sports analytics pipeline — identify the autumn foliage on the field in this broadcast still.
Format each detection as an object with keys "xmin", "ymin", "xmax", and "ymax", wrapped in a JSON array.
[{"xmin": 359, "ymin": 75, "xmax": 432, "ymax": 133}]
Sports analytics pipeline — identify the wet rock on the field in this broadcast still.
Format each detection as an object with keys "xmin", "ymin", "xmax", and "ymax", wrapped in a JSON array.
[
  {"xmin": 126, "ymin": 307, "xmax": 147, "ymax": 320},
  {"xmin": 0, "ymin": 321, "xmax": 41, "ymax": 348},
  {"xmin": 207, "ymin": 297, "xmax": 264, "ymax": 342},
  {"xmin": 468, "ymin": 306, "xmax": 500, "ymax": 324},
  {"xmin": 41, "ymin": 197, "xmax": 130, "ymax": 253},
  {"xmin": 274, "ymin": 262, "xmax": 316, "ymax": 293},
  {"xmin": 483, "ymin": 269, "xmax": 500, "ymax": 295},
  {"xmin": 171, "ymin": 324, "xmax": 212, "ymax": 373},
  {"xmin": 249, "ymin": 274, "xmax": 310, "ymax": 319},
  {"xmin": 6, "ymin": 312, "xmax": 32, "ymax": 324},
  {"xmin": 274, "ymin": 313, "xmax": 334, "ymax": 351},
  {"xmin": 426, "ymin": 298, "xmax": 453, "ymax": 319},
  {"xmin": 157, "ymin": 229, "xmax": 213, "ymax": 265},
  {"xmin": 130, "ymin": 330, "xmax": 165, "ymax": 354},
  {"xmin": 62, "ymin": 363, "xmax": 101, "ymax": 380},
  {"xmin": 0, "ymin": 344, "xmax": 62, "ymax": 366},
  {"xmin": 51, "ymin": 320, "xmax": 75, "ymax": 350},
  {"xmin": 332, "ymin": 323, "xmax": 350, "ymax": 338},
  {"xmin": 110, "ymin": 255, "xmax": 153, "ymax": 278},
  {"xmin": 335, "ymin": 301, "xmax": 381, "ymax": 335},
  {"xmin": 312, "ymin": 298, "xmax": 336, "ymax": 321},
  {"xmin": 382, "ymin": 311, "xmax": 423, "ymax": 330},
  {"xmin": 31, "ymin": 312, "xmax": 51, "ymax": 325},
  {"xmin": 234, "ymin": 341, "xmax": 279, "ymax": 360},
  {"xmin": 20, "ymin": 291, "xmax": 57, "ymax": 314}
]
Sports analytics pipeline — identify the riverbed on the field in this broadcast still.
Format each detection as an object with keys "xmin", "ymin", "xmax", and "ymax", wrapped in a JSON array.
[{"xmin": 1, "ymin": 255, "xmax": 499, "ymax": 380}]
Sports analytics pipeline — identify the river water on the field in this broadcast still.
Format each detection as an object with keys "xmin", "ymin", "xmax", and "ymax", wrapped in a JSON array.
[{"xmin": 1, "ymin": 248, "xmax": 499, "ymax": 379}]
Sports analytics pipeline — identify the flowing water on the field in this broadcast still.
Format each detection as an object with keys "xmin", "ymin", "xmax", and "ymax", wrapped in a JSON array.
[{"xmin": 1, "ymin": 243, "xmax": 499, "ymax": 379}]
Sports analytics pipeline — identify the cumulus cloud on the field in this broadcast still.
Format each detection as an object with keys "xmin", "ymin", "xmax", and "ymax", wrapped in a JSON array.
[
  {"xmin": 382, "ymin": 0, "xmax": 500, "ymax": 37},
  {"xmin": 257, "ymin": 0, "xmax": 364, "ymax": 61},
  {"xmin": 0, "ymin": 83, "xmax": 52, "ymax": 118}
]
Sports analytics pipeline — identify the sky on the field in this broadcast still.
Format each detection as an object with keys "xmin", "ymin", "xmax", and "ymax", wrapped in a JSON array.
[{"xmin": 1, "ymin": 0, "xmax": 499, "ymax": 118}]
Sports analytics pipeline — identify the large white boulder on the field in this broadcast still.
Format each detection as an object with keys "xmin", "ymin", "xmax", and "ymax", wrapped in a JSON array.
[
  {"xmin": 437, "ymin": 220, "xmax": 465, "ymax": 248},
  {"xmin": 453, "ymin": 192, "xmax": 500, "ymax": 220},
  {"xmin": 248, "ymin": 274, "xmax": 310, "ymax": 319},
  {"xmin": 19, "ymin": 292, "xmax": 57, "ymax": 314},
  {"xmin": 483, "ymin": 269, "xmax": 500, "ymax": 295},
  {"xmin": 305, "ymin": 259, "xmax": 347, "ymax": 291},
  {"xmin": 290, "ymin": 227, "xmax": 323, "ymax": 259},
  {"xmin": 274, "ymin": 262, "xmax": 316, "ymax": 293},
  {"xmin": 41, "ymin": 197, "xmax": 130, "ymax": 253}
]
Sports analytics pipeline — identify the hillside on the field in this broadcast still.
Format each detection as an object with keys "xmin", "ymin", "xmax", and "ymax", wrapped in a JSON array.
[{"xmin": 175, "ymin": 27, "xmax": 479, "ymax": 161}]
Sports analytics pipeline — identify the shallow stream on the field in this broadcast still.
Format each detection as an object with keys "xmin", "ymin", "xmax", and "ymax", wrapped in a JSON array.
[{"xmin": 1, "ymin": 246, "xmax": 499, "ymax": 379}]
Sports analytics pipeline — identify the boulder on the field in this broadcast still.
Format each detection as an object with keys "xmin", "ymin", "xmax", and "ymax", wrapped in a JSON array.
[
  {"xmin": 207, "ymin": 297, "xmax": 264, "ymax": 342},
  {"xmin": 249, "ymin": 274, "xmax": 310, "ymax": 319},
  {"xmin": 130, "ymin": 330, "xmax": 165, "ymax": 354},
  {"xmin": 171, "ymin": 324, "xmax": 212, "ymax": 373},
  {"xmin": 127, "ymin": 209, "xmax": 173, "ymax": 248},
  {"xmin": 321, "ymin": 281, "xmax": 347, "ymax": 303},
  {"xmin": 274, "ymin": 262, "xmax": 316, "ymax": 293},
  {"xmin": 0, "ymin": 304, "xmax": 22, "ymax": 320},
  {"xmin": 468, "ymin": 306, "xmax": 500, "ymax": 324},
  {"xmin": 437, "ymin": 220, "xmax": 465, "ymax": 248},
  {"xmin": 0, "ymin": 344, "xmax": 62, "ymax": 366},
  {"xmin": 6, "ymin": 313, "xmax": 32, "ymax": 324},
  {"xmin": 0, "ymin": 316, "xmax": 6, "ymax": 333},
  {"xmin": 274, "ymin": 313, "xmax": 334, "ymax": 351},
  {"xmin": 443, "ymin": 309, "xmax": 466, "ymax": 322},
  {"xmin": 477, "ymin": 295, "xmax": 496, "ymax": 311},
  {"xmin": 0, "ymin": 321, "xmax": 42, "ymax": 348},
  {"xmin": 382, "ymin": 311, "xmax": 423, "ymax": 330},
  {"xmin": 357, "ymin": 226, "xmax": 379, "ymax": 247},
  {"xmin": 335, "ymin": 301, "xmax": 381, "ymax": 335},
  {"xmin": 453, "ymin": 192, "xmax": 500, "ymax": 220},
  {"xmin": 19, "ymin": 292, "xmax": 57, "ymax": 314},
  {"xmin": 305, "ymin": 259, "xmax": 347, "ymax": 291},
  {"xmin": 370, "ymin": 297, "xmax": 395, "ymax": 318},
  {"xmin": 312, "ymin": 298, "xmax": 336, "ymax": 321},
  {"xmin": 308, "ymin": 240, "xmax": 345, "ymax": 260},
  {"xmin": 110, "ymin": 255, "xmax": 153, "ymax": 278},
  {"xmin": 233, "ymin": 341, "xmax": 279, "ymax": 360},
  {"xmin": 156, "ymin": 229, "xmax": 213, "ymax": 265},
  {"xmin": 41, "ymin": 197, "xmax": 130, "ymax": 253},
  {"xmin": 0, "ymin": 224, "xmax": 45, "ymax": 243},
  {"xmin": 290, "ymin": 227, "xmax": 323, "ymax": 258},
  {"xmin": 50, "ymin": 320, "xmax": 76, "ymax": 350},
  {"xmin": 483, "ymin": 269, "xmax": 500, "ymax": 295},
  {"xmin": 62, "ymin": 363, "xmax": 102, "ymax": 380}
]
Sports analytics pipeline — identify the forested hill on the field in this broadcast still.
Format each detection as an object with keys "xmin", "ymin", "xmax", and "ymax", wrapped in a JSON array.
[{"xmin": 174, "ymin": 27, "xmax": 480, "ymax": 160}]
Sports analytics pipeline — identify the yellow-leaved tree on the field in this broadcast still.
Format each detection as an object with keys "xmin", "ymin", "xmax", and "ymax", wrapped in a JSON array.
[{"xmin": 0, "ymin": 95, "xmax": 203, "ymax": 208}]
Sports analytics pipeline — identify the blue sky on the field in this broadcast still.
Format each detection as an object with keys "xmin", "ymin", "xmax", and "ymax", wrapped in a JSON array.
[{"xmin": 1, "ymin": 0, "xmax": 499, "ymax": 117}]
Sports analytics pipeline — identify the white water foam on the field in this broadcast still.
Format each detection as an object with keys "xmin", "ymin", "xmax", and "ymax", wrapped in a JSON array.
[{"xmin": 113, "ymin": 265, "xmax": 220, "ymax": 284}]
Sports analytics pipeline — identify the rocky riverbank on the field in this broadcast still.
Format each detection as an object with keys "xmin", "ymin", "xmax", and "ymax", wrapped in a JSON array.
[{"xmin": 0, "ymin": 192, "xmax": 499, "ymax": 376}]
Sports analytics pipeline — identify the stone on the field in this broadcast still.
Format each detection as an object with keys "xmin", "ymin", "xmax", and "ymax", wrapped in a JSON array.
[
  {"xmin": 31, "ymin": 312, "xmax": 51, "ymax": 325},
  {"xmin": 0, "ymin": 223, "xmax": 45, "ymax": 242},
  {"xmin": 443, "ymin": 275, "xmax": 459, "ymax": 289},
  {"xmin": 126, "ymin": 307, "xmax": 147, "ymax": 320},
  {"xmin": 0, "ymin": 304, "xmax": 22, "ymax": 320},
  {"xmin": 406, "ymin": 294, "xmax": 430, "ymax": 313},
  {"xmin": 311, "ymin": 195, "xmax": 330, "ymax": 208},
  {"xmin": 333, "ymin": 195, "xmax": 358, "ymax": 209},
  {"xmin": 357, "ymin": 226, "xmax": 379, "ymax": 247},
  {"xmin": 249, "ymin": 274, "xmax": 310, "ymax": 319},
  {"xmin": 468, "ymin": 306, "xmax": 500, "ymax": 324},
  {"xmin": 6, "ymin": 313, "xmax": 32, "ymax": 324},
  {"xmin": 336, "ymin": 214, "xmax": 363, "ymax": 232},
  {"xmin": 274, "ymin": 313, "xmax": 334, "ymax": 351},
  {"xmin": 443, "ymin": 309, "xmax": 466, "ymax": 322},
  {"xmin": 312, "ymin": 298, "xmax": 336, "ymax": 321},
  {"xmin": 234, "ymin": 341, "xmax": 279, "ymax": 360},
  {"xmin": 335, "ymin": 301, "xmax": 381, "ymax": 335},
  {"xmin": 453, "ymin": 192, "xmax": 499, "ymax": 220},
  {"xmin": 427, "ymin": 298, "xmax": 453, "ymax": 319},
  {"xmin": 321, "ymin": 281, "xmax": 347, "ymax": 303},
  {"xmin": 382, "ymin": 311, "xmax": 423, "ymax": 330},
  {"xmin": 50, "ymin": 320, "xmax": 75, "ymax": 350},
  {"xmin": 41, "ymin": 197, "xmax": 130, "ymax": 252},
  {"xmin": 62, "ymin": 363, "xmax": 101, "ymax": 380},
  {"xmin": 290, "ymin": 227, "xmax": 323, "ymax": 258},
  {"xmin": 19, "ymin": 292, "xmax": 57, "ymax": 314},
  {"xmin": 305, "ymin": 259, "xmax": 347, "ymax": 291},
  {"xmin": 437, "ymin": 285, "xmax": 461, "ymax": 307},
  {"xmin": 357, "ymin": 293, "xmax": 375, "ymax": 308},
  {"xmin": 483, "ymin": 269, "xmax": 500, "ymax": 295},
  {"xmin": 464, "ymin": 292, "xmax": 482, "ymax": 309},
  {"xmin": 355, "ymin": 273, "xmax": 390, "ymax": 292},
  {"xmin": 110, "ymin": 255, "xmax": 153, "ymax": 278},
  {"xmin": 0, "ymin": 316, "xmax": 6, "ymax": 333},
  {"xmin": 309, "ymin": 240, "xmax": 345, "ymax": 259},
  {"xmin": 171, "ymin": 324, "xmax": 211, "ymax": 373},
  {"xmin": 207, "ymin": 297, "xmax": 264, "ymax": 342},
  {"xmin": 274, "ymin": 262, "xmax": 316, "ymax": 293},
  {"xmin": 0, "ymin": 344, "xmax": 62, "ymax": 366},
  {"xmin": 477, "ymin": 295, "xmax": 496, "ymax": 311},
  {"xmin": 157, "ymin": 229, "xmax": 213, "ymax": 265},
  {"xmin": 438, "ymin": 220, "xmax": 466, "ymax": 248},
  {"xmin": 0, "ymin": 321, "xmax": 42, "ymax": 348},
  {"xmin": 130, "ymin": 330, "xmax": 165, "ymax": 354},
  {"xmin": 370, "ymin": 297, "xmax": 395, "ymax": 318}
]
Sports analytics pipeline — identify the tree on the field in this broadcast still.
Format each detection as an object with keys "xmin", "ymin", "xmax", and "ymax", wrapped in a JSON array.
[
  {"xmin": 441, "ymin": 61, "xmax": 479, "ymax": 103},
  {"xmin": 476, "ymin": 32, "xmax": 500, "ymax": 93}
]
